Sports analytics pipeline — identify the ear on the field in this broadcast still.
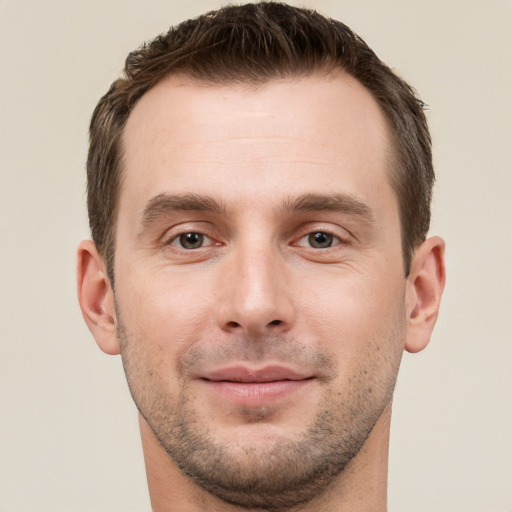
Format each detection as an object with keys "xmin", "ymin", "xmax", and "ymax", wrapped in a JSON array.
[
  {"xmin": 76, "ymin": 240, "xmax": 120, "ymax": 355},
  {"xmin": 404, "ymin": 236, "xmax": 446, "ymax": 353}
]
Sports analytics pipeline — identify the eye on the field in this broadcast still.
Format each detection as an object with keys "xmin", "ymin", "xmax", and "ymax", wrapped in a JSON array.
[
  {"xmin": 173, "ymin": 232, "xmax": 210, "ymax": 249},
  {"xmin": 307, "ymin": 232, "xmax": 335, "ymax": 248},
  {"xmin": 292, "ymin": 226, "xmax": 351, "ymax": 263}
]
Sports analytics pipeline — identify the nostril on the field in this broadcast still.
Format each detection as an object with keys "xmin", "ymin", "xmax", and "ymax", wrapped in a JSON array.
[{"xmin": 222, "ymin": 319, "xmax": 286, "ymax": 332}]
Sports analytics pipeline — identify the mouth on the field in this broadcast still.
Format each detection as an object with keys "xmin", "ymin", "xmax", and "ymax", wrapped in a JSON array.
[{"xmin": 198, "ymin": 366, "xmax": 315, "ymax": 406}]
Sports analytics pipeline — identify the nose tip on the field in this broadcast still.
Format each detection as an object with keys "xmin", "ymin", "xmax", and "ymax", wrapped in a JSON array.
[{"xmin": 216, "ymin": 250, "xmax": 295, "ymax": 336}]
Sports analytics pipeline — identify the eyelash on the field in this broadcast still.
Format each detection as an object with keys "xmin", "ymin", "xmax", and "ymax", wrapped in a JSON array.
[
  {"xmin": 163, "ymin": 227, "xmax": 348, "ymax": 253},
  {"xmin": 294, "ymin": 229, "xmax": 348, "ymax": 250},
  {"xmin": 167, "ymin": 232, "xmax": 215, "ymax": 250}
]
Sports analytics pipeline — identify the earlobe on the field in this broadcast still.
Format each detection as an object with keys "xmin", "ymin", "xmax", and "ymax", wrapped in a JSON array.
[
  {"xmin": 405, "ymin": 236, "xmax": 446, "ymax": 353},
  {"xmin": 76, "ymin": 240, "xmax": 120, "ymax": 355}
]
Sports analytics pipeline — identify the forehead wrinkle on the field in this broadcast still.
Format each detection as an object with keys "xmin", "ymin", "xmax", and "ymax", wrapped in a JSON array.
[{"xmin": 140, "ymin": 193, "xmax": 229, "ymax": 227}]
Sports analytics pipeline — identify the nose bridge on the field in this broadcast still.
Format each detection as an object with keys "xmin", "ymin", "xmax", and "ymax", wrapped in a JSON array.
[{"xmin": 217, "ymin": 232, "xmax": 294, "ymax": 335}]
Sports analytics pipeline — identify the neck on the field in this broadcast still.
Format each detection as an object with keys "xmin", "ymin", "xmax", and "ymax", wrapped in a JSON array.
[{"xmin": 139, "ymin": 403, "xmax": 391, "ymax": 512}]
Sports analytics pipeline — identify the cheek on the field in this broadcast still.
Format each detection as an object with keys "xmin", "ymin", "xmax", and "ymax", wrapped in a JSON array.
[
  {"xmin": 115, "ymin": 271, "xmax": 215, "ymax": 407},
  {"xmin": 115, "ymin": 266, "xmax": 218, "ymax": 356},
  {"xmin": 305, "ymin": 277, "xmax": 406, "ymax": 413},
  {"xmin": 295, "ymin": 266, "xmax": 406, "ymax": 364}
]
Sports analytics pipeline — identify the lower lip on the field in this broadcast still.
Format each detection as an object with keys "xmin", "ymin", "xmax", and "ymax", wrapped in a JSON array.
[{"xmin": 201, "ymin": 379, "xmax": 312, "ymax": 406}]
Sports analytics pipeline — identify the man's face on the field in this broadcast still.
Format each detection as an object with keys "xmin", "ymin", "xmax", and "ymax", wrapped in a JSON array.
[{"xmin": 114, "ymin": 73, "xmax": 408, "ymax": 507}]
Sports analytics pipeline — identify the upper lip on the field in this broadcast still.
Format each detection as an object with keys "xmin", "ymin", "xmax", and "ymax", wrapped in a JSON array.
[{"xmin": 200, "ymin": 365, "xmax": 313, "ymax": 383}]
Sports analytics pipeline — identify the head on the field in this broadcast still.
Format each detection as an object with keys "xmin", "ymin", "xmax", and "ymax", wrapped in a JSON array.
[
  {"xmin": 78, "ymin": 3, "xmax": 445, "ymax": 509},
  {"xmin": 87, "ymin": 2, "xmax": 433, "ymax": 282}
]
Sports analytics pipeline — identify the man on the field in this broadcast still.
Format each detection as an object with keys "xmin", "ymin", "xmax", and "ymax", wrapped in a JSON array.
[{"xmin": 77, "ymin": 2, "xmax": 445, "ymax": 511}]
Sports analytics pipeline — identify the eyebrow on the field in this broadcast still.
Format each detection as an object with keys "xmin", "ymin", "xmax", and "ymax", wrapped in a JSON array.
[
  {"xmin": 281, "ymin": 193, "xmax": 374, "ymax": 220},
  {"xmin": 140, "ymin": 191, "xmax": 374, "ymax": 227},
  {"xmin": 141, "ymin": 193, "xmax": 228, "ymax": 226}
]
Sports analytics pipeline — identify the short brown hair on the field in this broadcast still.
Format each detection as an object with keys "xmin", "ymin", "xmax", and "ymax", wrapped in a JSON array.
[{"xmin": 87, "ymin": 2, "xmax": 433, "ymax": 280}]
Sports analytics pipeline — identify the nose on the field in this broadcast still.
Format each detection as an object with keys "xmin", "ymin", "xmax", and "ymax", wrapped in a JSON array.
[{"xmin": 216, "ymin": 242, "xmax": 295, "ymax": 337}]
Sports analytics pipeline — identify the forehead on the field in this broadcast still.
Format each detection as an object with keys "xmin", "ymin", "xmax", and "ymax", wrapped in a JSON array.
[{"xmin": 120, "ymin": 73, "xmax": 394, "ymax": 217}]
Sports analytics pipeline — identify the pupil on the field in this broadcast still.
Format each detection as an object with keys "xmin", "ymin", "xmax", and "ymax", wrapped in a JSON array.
[
  {"xmin": 309, "ymin": 232, "xmax": 333, "ymax": 248},
  {"xmin": 180, "ymin": 233, "xmax": 203, "ymax": 249}
]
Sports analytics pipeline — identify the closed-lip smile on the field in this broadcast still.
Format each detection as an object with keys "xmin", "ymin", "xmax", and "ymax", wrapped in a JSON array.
[{"xmin": 198, "ymin": 365, "xmax": 315, "ymax": 405}]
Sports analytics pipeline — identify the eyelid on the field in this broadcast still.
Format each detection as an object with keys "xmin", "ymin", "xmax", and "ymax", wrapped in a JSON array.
[
  {"xmin": 292, "ymin": 224, "xmax": 352, "ymax": 248},
  {"xmin": 169, "ymin": 232, "xmax": 214, "ymax": 249},
  {"xmin": 160, "ymin": 222, "xmax": 220, "ymax": 248},
  {"xmin": 295, "ymin": 232, "xmax": 341, "ymax": 248}
]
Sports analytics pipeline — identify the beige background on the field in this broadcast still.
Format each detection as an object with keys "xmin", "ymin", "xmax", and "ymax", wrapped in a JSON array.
[{"xmin": 1, "ymin": 1, "xmax": 511, "ymax": 511}]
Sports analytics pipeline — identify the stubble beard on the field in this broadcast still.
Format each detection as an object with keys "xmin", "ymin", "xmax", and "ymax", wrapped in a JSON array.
[{"xmin": 116, "ymin": 306, "xmax": 405, "ymax": 510}]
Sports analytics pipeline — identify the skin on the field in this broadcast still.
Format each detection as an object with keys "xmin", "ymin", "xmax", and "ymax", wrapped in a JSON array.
[{"xmin": 77, "ymin": 72, "xmax": 445, "ymax": 511}]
